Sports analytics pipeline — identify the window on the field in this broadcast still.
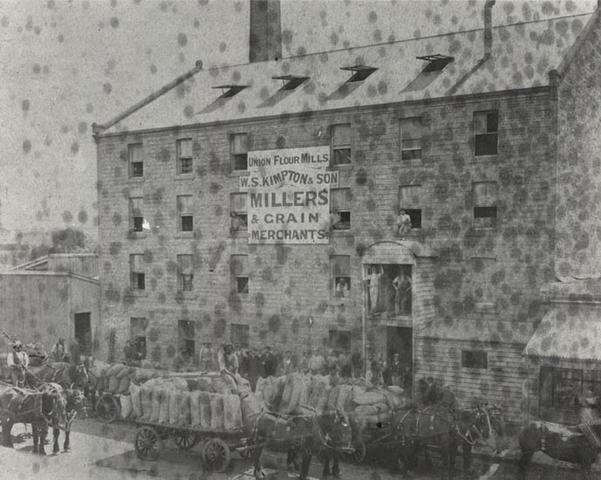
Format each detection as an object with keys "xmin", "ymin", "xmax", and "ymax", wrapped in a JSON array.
[
  {"xmin": 366, "ymin": 264, "xmax": 411, "ymax": 315},
  {"xmin": 129, "ymin": 254, "xmax": 145, "ymax": 291},
  {"xmin": 178, "ymin": 320, "xmax": 195, "ymax": 359},
  {"xmin": 176, "ymin": 195, "xmax": 194, "ymax": 232},
  {"xmin": 540, "ymin": 367, "xmax": 601, "ymax": 410},
  {"xmin": 130, "ymin": 317, "xmax": 147, "ymax": 359},
  {"xmin": 399, "ymin": 185, "xmax": 422, "ymax": 229},
  {"xmin": 331, "ymin": 188, "xmax": 351, "ymax": 230},
  {"xmin": 231, "ymin": 255, "xmax": 249, "ymax": 294},
  {"xmin": 329, "ymin": 330, "xmax": 351, "ymax": 352},
  {"xmin": 400, "ymin": 118, "xmax": 423, "ymax": 160},
  {"xmin": 177, "ymin": 254, "xmax": 194, "ymax": 292},
  {"xmin": 331, "ymin": 124, "xmax": 351, "ymax": 166},
  {"xmin": 128, "ymin": 143, "xmax": 143, "ymax": 178},
  {"xmin": 230, "ymin": 193, "xmax": 248, "ymax": 232},
  {"xmin": 231, "ymin": 323, "xmax": 250, "ymax": 348},
  {"xmin": 474, "ymin": 111, "xmax": 498, "ymax": 156},
  {"xmin": 341, "ymin": 65, "xmax": 377, "ymax": 83},
  {"xmin": 403, "ymin": 54, "xmax": 454, "ymax": 92},
  {"xmin": 473, "ymin": 181, "xmax": 498, "ymax": 228},
  {"xmin": 176, "ymin": 138, "xmax": 193, "ymax": 174},
  {"xmin": 331, "ymin": 255, "xmax": 351, "ymax": 298},
  {"xmin": 461, "ymin": 350, "xmax": 488, "ymax": 369},
  {"xmin": 129, "ymin": 197, "xmax": 145, "ymax": 233},
  {"xmin": 231, "ymin": 133, "xmax": 248, "ymax": 171}
]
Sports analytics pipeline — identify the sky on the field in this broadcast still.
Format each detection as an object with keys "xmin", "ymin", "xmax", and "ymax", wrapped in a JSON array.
[{"xmin": 0, "ymin": 0, "xmax": 596, "ymax": 244}]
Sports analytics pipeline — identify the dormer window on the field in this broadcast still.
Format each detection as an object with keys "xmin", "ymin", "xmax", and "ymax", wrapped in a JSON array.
[
  {"xmin": 341, "ymin": 65, "xmax": 377, "ymax": 83},
  {"xmin": 212, "ymin": 85, "xmax": 248, "ymax": 98},
  {"xmin": 416, "ymin": 54, "xmax": 454, "ymax": 72},
  {"xmin": 273, "ymin": 75, "xmax": 310, "ymax": 91}
]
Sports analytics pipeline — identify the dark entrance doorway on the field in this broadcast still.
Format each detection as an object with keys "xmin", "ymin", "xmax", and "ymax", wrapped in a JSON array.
[
  {"xmin": 386, "ymin": 326, "xmax": 412, "ymax": 389},
  {"xmin": 74, "ymin": 312, "xmax": 92, "ymax": 355}
]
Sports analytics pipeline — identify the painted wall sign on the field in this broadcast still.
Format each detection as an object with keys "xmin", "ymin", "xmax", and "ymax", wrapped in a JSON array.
[{"xmin": 239, "ymin": 146, "xmax": 337, "ymax": 244}]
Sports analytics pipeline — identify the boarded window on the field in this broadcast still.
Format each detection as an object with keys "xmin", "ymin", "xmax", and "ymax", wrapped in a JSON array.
[
  {"xmin": 331, "ymin": 255, "xmax": 351, "ymax": 298},
  {"xmin": 230, "ymin": 193, "xmax": 248, "ymax": 232},
  {"xmin": 331, "ymin": 124, "xmax": 351, "ymax": 165},
  {"xmin": 231, "ymin": 323, "xmax": 250, "ymax": 348},
  {"xmin": 129, "ymin": 254, "xmax": 145, "ymax": 290},
  {"xmin": 177, "ymin": 138, "xmax": 193, "ymax": 174},
  {"xmin": 331, "ymin": 188, "xmax": 351, "ymax": 230},
  {"xmin": 399, "ymin": 185, "xmax": 422, "ymax": 229},
  {"xmin": 130, "ymin": 317, "xmax": 147, "ymax": 359},
  {"xmin": 231, "ymin": 133, "xmax": 248, "ymax": 170},
  {"xmin": 177, "ymin": 195, "xmax": 194, "ymax": 232},
  {"xmin": 178, "ymin": 320, "xmax": 195, "ymax": 358},
  {"xmin": 231, "ymin": 254, "xmax": 249, "ymax": 294},
  {"xmin": 177, "ymin": 254, "xmax": 194, "ymax": 292},
  {"xmin": 400, "ymin": 117, "xmax": 423, "ymax": 160},
  {"xmin": 461, "ymin": 350, "xmax": 488, "ymax": 369},
  {"xmin": 129, "ymin": 197, "xmax": 144, "ymax": 232},
  {"xmin": 473, "ymin": 181, "xmax": 498, "ymax": 228},
  {"xmin": 128, "ymin": 143, "xmax": 143, "ymax": 177},
  {"xmin": 474, "ymin": 111, "xmax": 498, "ymax": 156}
]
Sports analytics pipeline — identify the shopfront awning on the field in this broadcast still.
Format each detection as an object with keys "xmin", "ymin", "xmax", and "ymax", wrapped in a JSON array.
[{"xmin": 524, "ymin": 306, "xmax": 601, "ymax": 361}]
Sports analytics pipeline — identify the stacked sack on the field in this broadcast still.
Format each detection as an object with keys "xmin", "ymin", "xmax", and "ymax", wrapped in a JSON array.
[
  {"xmin": 126, "ymin": 372, "xmax": 245, "ymax": 432},
  {"xmin": 96, "ymin": 363, "xmax": 163, "ymax": 395},
  {"xmin": 349, "ymin": 385, "xmax": 411, "ymax": 429}
]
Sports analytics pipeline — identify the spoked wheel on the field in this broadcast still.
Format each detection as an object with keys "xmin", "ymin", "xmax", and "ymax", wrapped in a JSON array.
[
  {"xmin": 203, "ymin": 437, "xmax": 231, "ymax": 472},
  {"xmin": 135, "ymin": 426, "xmax": 162, "ymax": 460},
  {"xmin": 349, "ymin": 438, "xmax": 367, "ymax": 464},
  {"xmin": 95, "ymin": 394, "xmax": 120, "ymax": 423},
  {"xmin": 173, "ymin": 431, "xmax": 200, "ymax": 450}
]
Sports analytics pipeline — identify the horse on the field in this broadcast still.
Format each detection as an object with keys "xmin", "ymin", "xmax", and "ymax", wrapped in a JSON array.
[
  {"xmin": 396, "ymin": 403, "xmax": 503, "ymax": 480},
  {"xmin": 28, "ymin": 361, "xmax": 90, "ymax": 391},
  {"xmin": 0, "ymin": 381, "xmax": 69, "ymax": 455},
  {"xmin": 518, "ymin": 420, "xmax": 600, "ymax": 480},
  {"xmin": 248, "ymin": 406, "xmax": 353, "ymax": 480}
]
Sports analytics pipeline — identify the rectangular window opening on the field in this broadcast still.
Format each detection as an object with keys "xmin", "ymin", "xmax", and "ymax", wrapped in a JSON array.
[
  {"xmin": 474, "ymin": 110, "xmax": 499, "ymax": 156},
  {"xmin": 231, "ymin": 133, "xmax": 249, "ymax": 171},
  {"xmin": 341, "ymin": 65, "xmax": 378, "ymax": 83},
  {"xmin": 128, "ymin": 143, "xmax": 143, "ymax": 178},
  {"xmin": 178, "ymin": 320, "xmax": 195, "ymax": 358},
  {"xmin": 331, "ymin": 188, "xmax": 351, "ymax": 230},
  {"xmin": 231, "ymin": 323, "xmax": 250, "ymax": 348},
  {"xmin": 331, "ymin": 255, "xmax": 351, "ymax": 299},
  {"xmin": 473, "ymin": 181, "xmax": 498, "ymax": 228},
  {"xmin": 129, "ymin": 197, "xmax": 144, "ymax": 233},
  {"xmin": 177, "ymin": 139, "xmax": 193, "ymax": 174},
  {"xmin": 400, "ymin": 117, "xmax": 423, "ymax": 161},
  {"xmin": 231, "ymin": 255, "xmax": 249, "ymax": 295},
  {"xmin": 177, "ymin": 254, "xmax": 194, "ymax": 292},
  {"xmin": 129, "ymin": 254, "xmax": 145, "ymax": 291},
  {"xmin": 331, "ymin": 124, "xmax": 351, "ymax": 166},
  {"xmin": 130, "ymin": 317, "xmax": 147, "ymax": 360},
  {"xmin": 177, "ymin": 195, "xmax": 194, "ymax": 233},
  {"xmin": 461, "ymin": 350, "xmax": 488, "ymax": 369},
  {"xmin": 230, "ymin": 193, "xmax": 248, "ymax": 233}
]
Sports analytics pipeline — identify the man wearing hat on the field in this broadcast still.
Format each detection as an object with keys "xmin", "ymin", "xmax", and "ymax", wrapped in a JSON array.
[
  {"xmin": 6, "ymin": 341, "xmax": 29, "ymax": 387},
  {"xmin": 578, "ymin": 389, "xmax": 601, "ymax": 449}
]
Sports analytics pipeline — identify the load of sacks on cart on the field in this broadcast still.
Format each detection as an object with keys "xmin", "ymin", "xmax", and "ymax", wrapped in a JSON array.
[
  {"xmin": 91, "ymin": 364, "xmax": 410, "ymax": 433},
  {"xmin": 255, "ymin": 372, "xmax": 410, "ymax": 429}
]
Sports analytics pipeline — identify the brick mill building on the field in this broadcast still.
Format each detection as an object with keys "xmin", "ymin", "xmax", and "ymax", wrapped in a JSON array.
[{"xmin": 93, "ymin": 1, "xmax": 601, "ymax": 423}]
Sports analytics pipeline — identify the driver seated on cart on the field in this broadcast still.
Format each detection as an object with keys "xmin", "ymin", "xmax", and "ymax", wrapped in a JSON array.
[{"xmin": 6, "ymin": 340, "xmax": 29, "ymax": 387}]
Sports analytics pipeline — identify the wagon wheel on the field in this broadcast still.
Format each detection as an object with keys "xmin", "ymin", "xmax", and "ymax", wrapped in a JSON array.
[
  {"xmin": 173, "ymin": 431, "xmax": 200, "ymax": 450},
  {"xmin": 135, "ymin": 426, "xmax": 162, "ymax": 461},
  {"xmin": 349, "ymin": 438, "xmax": 366, "ymax": 463},
  {"xmin": 95, "ymin": 394, "xmax": 120, "ymax": 423},
  {"xmin": 203, "ymin": 437, "xmax": 231, "ymax": 472}
]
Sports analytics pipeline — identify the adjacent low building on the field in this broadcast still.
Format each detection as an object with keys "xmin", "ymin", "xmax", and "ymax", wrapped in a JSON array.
[{"xmin": 93, "ymin": 0, "xmax": 601, "ymax": 423}]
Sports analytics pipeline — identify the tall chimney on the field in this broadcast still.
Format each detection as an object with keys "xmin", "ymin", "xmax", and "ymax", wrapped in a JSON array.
[
  {"xmin": 249, "ymin": 0, "xmax": 282, "ymax": 63},
  {"xmin": 484, "ymin": 0, "xmax": 496, "ymax": 59}
]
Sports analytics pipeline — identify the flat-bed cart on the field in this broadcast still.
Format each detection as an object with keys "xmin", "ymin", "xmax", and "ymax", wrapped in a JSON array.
[{"xmin": 133, "ymin": 420, "xmax": 250, "ymax": 472}]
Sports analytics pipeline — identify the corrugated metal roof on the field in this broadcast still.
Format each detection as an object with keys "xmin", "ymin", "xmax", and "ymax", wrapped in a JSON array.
[
  {"xmin": 524, "ymin": 306, "xmax": 601, "ymax": 361},
  {"xmin": 101, "ymin": 13, "xmax": 594, "ymax": 135}
]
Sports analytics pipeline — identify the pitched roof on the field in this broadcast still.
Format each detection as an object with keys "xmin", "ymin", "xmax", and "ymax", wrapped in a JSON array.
[
  {"xmin": 524, "ymin": 306, "xmax": 601, "ymax": 361},
  {"xmin": 100, "ymin": 13, "xmax": 594, "ymax": 135}
]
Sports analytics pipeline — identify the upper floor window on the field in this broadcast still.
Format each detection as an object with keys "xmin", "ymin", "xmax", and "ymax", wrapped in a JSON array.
[
  {"xmin": 398, "ymin": 185, "xmax": 422, "ymax": 231},
  {"xmin": 330, "ymin": 188, "xmax": 351, "ymax": 230},
  {"xmin": 230, "ymin": 193, "xmax": 248, "ymax": 233},
  {"xmin": 473, "ymin": 181, "xmax": 498, "ymax": 228},
  {"xmin": 231, "ymin": 254, "xmax": 249, "ymax": 294},
  {"xmin": 474, "ymin": 110, "xmax": 498, "ymax": 156},
  {"xmin": 331, "ymin": 255, "xmax": 351, "ymax": 298},
  {"xmin": 176, "ymin": 139, "xmax": 193, "ymax": 174},
  {"xmin": 231, "ymin": 133, "xmax": 248, "ymax": 171},
  {"xmin": 462, "ymin": 350, "xmax": 488, "ymax": 369},
  {"xmin": 400, "ymin": 117, "xmax": 423, "ymax": 160},
  {"xmin": 178, "ymin": 320, "xmax": 196, "ymax": 359},
  {"xmin": 129, "ymin": 254, "xmax": 145, "ymax": 291},
  {"xmin": 176, "ymin": 195, "xmax": 194, "ymax": 232},
  {"xmin": 331, "ymin": 124, "xmax": 351, "ymax": 166},
  {"xmin": 177, "ymin": 254, "xmax": 194, "ymax": 292},
  {"xmin": 231, "ymin": 323, "xmax": 250, "ymax": 348},
  {"xmin": 129, "ymin": 197, "xmax": 145, "ymax": 233},
  {"xmin": 128, "ymin": 143, "xmax": 143, "ymax": 178}
]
